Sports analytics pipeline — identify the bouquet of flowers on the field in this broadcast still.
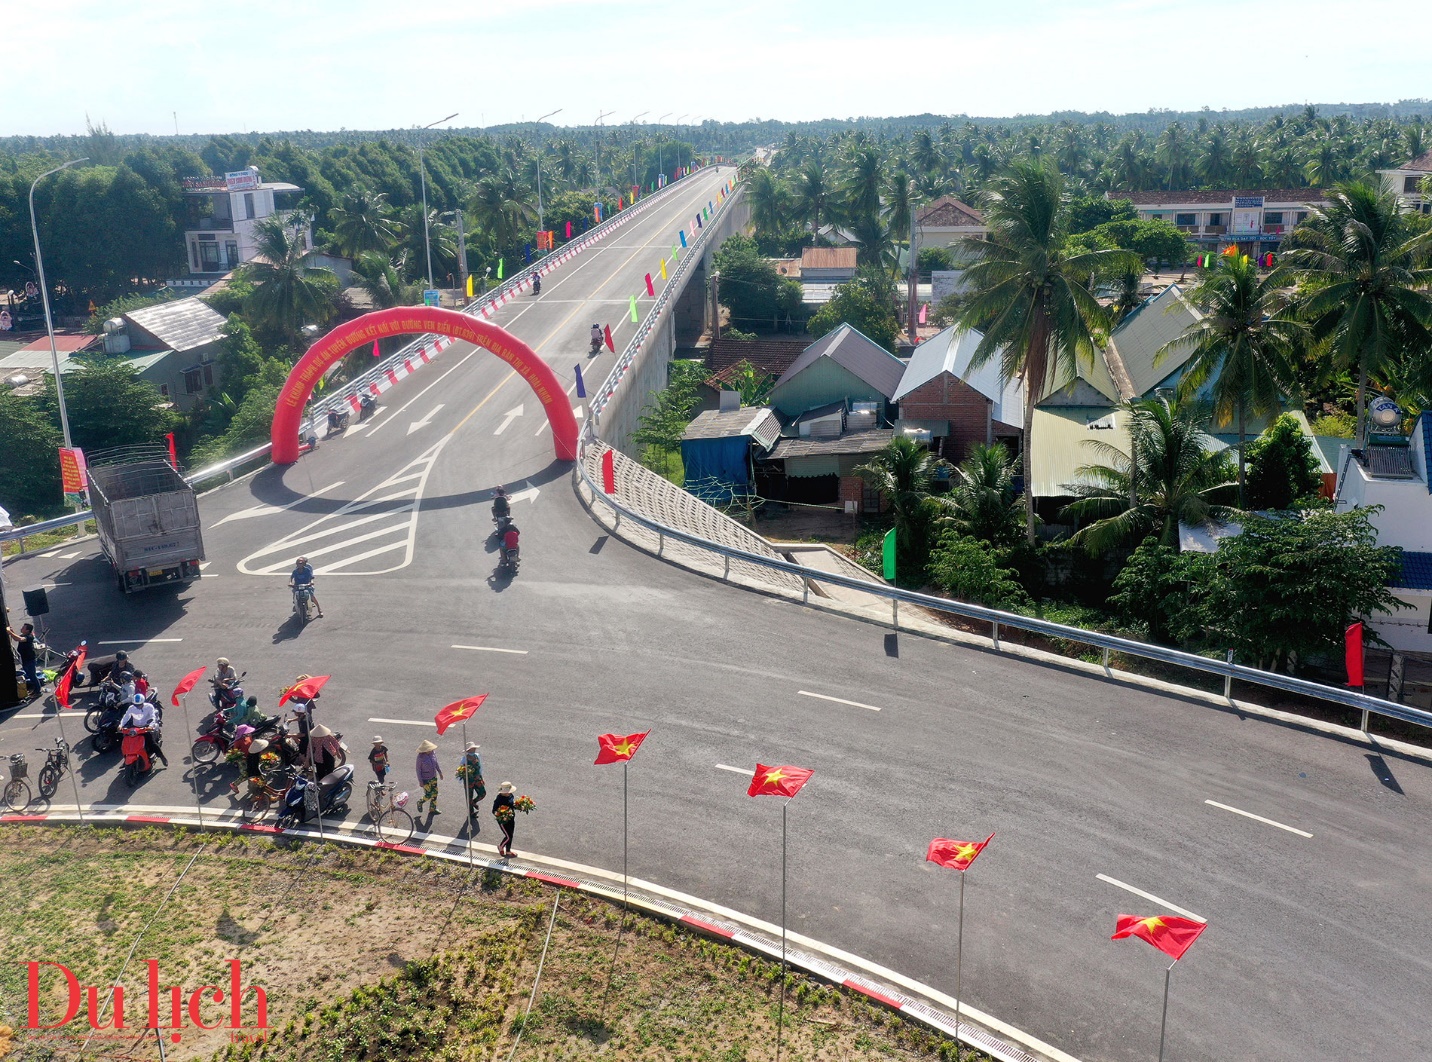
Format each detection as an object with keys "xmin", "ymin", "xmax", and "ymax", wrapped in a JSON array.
[
  {"xmin": 225, "ymin": 748, "xmax": 245, "ymax": 767},
  {"xmin": 514, "ymin": 795, "xmax": 536, "ymax": 815},
  {"xmin": 259, "ymin": 751, "xmax": 281, "ymax": 775},
  {"xmin": 494, "ymin": 804, "xmax": 514, "ymax": 824}
]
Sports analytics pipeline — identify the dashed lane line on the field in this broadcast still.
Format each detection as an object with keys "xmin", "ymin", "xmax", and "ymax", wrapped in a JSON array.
[
  {"xmin": 1096, "ymin": 874, "xmax": 1206, "ymax": 923},
  {"xmin": 798, "ymin": 690, "xmax": 883, "ymax": 712},
  {"xmin": 715, "ymin": 764, "xmax": 755, "ymax": 777},
  {"xmin": 368, "ymin": 717, "xmax": 436, "ymax": 728},
  {"xmin": 451, "ymin": 645, "xmax": 529, "ymax": 655},
  {"xmin": 1204, "ymin": 799, "xmax": 1313, "ymax": 838}
]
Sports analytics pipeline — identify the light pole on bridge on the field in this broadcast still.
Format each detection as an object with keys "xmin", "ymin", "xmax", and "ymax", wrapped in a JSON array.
[
  {"xmin": 415, "ymin": 112, "xmax": 458, "ymax": 290},
  {"xmin": 532, "ymin": 108, "xmax": 562, "ymax": 238},
  {"xmin": 29, "ymin": 157, "xmax": 88, "ymax": 450}
]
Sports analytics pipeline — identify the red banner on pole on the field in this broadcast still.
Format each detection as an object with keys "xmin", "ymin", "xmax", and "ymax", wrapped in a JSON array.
[
  {"xmin": 601, "ymin": 449, "xmax": 616, "ymax": 493},
  {"xmin": 171, "ymin": 665, "xmax": 208, "ymax": 707},
  {"xmin": 1345, "ymin": 622, "xmax": 1364, "ymax": 687},
  {"xmin": 58, "ymin": 447, "xmax": 87, "ymax": 497},
  {"xmin": 165, "ymin": 432, "xmax": 178, "ymax": 469}
]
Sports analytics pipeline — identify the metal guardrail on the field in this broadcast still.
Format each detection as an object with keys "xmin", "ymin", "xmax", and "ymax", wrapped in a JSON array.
[
  {"xmin": 2, "ymin": 170, "xmax": 719, "ymax": 555},
  {"xmin": 575, "ymin": 437, "xmax": 1432, "ymax": 734}
]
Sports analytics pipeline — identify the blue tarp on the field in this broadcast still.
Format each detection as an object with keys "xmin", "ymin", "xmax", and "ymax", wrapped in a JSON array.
[{"xmin": 681, "ymin": 436, "xmax": 750, "ymax": 502}]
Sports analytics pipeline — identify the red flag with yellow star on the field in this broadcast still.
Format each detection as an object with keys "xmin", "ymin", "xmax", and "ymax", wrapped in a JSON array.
[
  {"xmin": 747, "ymin": 763, "xmax": 813, "ymax": 798},
  {"xmin": 434, "ymin": 694, "xmax": 488, "ymax": 736},
  {"xmin": 926, "ymin": 834, "xmax": 994, "ymax": 872},
  {"xmin": 1112, "ymin": 914, "xmax": 1207, "ymax": 961},
  {"xmin": 595, "ymin": 731, "xmax": 649, "ymax": 764},
  {"xmin": 278, "ymin": 674, "xmax": 329, "ymax": 706}
]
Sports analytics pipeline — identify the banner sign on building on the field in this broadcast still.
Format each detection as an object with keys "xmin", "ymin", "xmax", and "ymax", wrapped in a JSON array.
[
  {"xmin": 224, "ymin": 169, "xmax": 261, "ymax": 191},
  {"xmin": 59, "ymin": 447, "xmax": 87, "ymax": 505},
  {"xmin": 1230, "ymin": 195, "xmax": 1264, "ymax": 235}
]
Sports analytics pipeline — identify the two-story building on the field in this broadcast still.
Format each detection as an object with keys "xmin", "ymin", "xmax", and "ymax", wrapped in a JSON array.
[
  {"xmin": 1377, "ymin": 150, "xmax": 1432, "ymax": 215},
  {"xmin": 179, "ymin": 167, "xmax": 307, "ymax": 284},
  {"xmin": 1115, "ymin": 189, "xmax": 1328, "ymax": 255}
]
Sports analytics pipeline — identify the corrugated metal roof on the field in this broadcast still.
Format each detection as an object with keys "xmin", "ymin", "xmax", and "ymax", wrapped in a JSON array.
[
  {"xmin": 682, "ymin": 406, "xmax": 782, "ymax": 451},
  {"xmin": 892, "ymin": 324, "xmax": 1024, "ymax": 428},
  {"xmin": 768, "ymin": 429, "xmax": 895, "ymax": 459},
  {"xmin": 1028, "ymin": 406, "xmax": 1130, "ymax": 498},
  {"xmin": 800, "ymin": 247, "xmax": 858, "ymax": 271},
  {"xmin": 1106, "ymin": 285, "xmax": 1202, "ymax": 399},
  {"xmin": 126, "ymin": 297, "xmax": 227, "ymax": 352},
  {"xmin": 776, "ymin": 324, "xmax": 907, "ymax": 399}
]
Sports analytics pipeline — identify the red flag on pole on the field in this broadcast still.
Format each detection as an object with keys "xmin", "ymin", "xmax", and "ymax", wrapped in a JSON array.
[
  {"xmin": 1345, "ymin": 622, "xmax": 1364, "ymax": 687},
  {"xmin": 926, "ymin": 833, "xmax": 994, "ymax": 872},
  {"xmin": 56, "ymin": 645, "xmax": 86, "ymax": 709},
  {"xmin": 565, "ymin": 220, "xmax": 572, "ymax": 239},
  {"xmin": 601, "ymin": 449, "xmax": 616, "ymax": 493},
  {"xmin": 278, "ymin": 674, "xmax": 330, "ymax": 706},
  {"xmin": 644, "ymin": 273, "xmax": 655, "ymax": 297},
  {"xmin": 170, "ymin": 666, "xmax": 208, "ymax": 707},
  {"xmin": 165, "ymin": 432, "xmax": 178, "ymax": 469},
  {"xmin": 1112, "ymin": 914, "xmax": 1207, "ymax": 961},
  {"xmin": 595, "ymin": 731, "xmax": 650, "ymax": 764},
  {"xmin": 435, "ymin": 694, "xmax": 488, "ymax": 736},
  {"xmin": 603, "ymin": 324, "xmax": 615, "ymax": 352},
  {"xmin": 747, "ymin": 764, "xmax": 813, "ymax": 798},
  {"xmin": 372, "ymin": 339, "xmax": 381, "ymax": 357}
]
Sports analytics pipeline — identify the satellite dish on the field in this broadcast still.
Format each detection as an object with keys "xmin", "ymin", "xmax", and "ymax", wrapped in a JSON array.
[{"xmin": 1369, "ymin": 396, "xmax": 1401, "ymax": 429}]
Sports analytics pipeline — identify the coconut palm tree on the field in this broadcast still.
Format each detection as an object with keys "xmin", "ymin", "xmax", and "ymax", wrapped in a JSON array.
[
  {"xmin": 792, "ymin": 160, "xmax": 831, "ymax": 240},
  {"xmin": 944, "ymin": 443, "xmax": 1025, "ymax": 547},
  {"xmin": 842, "ymin": 144, "xmax": 884, "ymax": 226},
  {"xmin": 1282, "ymin": 181, "xmax": 1432, "ymax": 439},
  {"xmin": 241, "ymin": 213, "xmax": 337, "ymax": 346},
  {"xmin": 393, "ymin": 204, "xmax": 458, "ymax": 283},
  {"xmin": 952, "ymin": 162, "xmax": 1142, "ymax": 543},
  {"xmin": 327, "ymin": 189, "xmax": 399, "ymax": 259},
  {"xmin": 1158, "ymin": 253, "xmax": 1304, "ymax": 505},
  {"xmin": 1061, "ymin": 393, "xmax": 1239, "ymax": 553},
  {"xmin": 853, "ymin": 435, "xmax": 949, "ymax": 563},
  {"xmin": 746, "ymin": 167, "xmax": 787, "ymax": 241},
  {"xmin": 467, "ymin": 168, "xmax": 537, "ymax": 253},
  {"xmin": 350, "ymin": 251, "xmax": 417, "ymax": 309}
]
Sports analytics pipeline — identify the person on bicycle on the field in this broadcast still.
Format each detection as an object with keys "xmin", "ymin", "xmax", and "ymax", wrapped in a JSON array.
[{"xmin": 289, "ymin": 557, "xmax": 323, "ymax": 618}]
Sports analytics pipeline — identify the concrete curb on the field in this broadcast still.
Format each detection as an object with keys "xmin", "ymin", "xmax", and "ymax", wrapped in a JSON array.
[{"xmin": 1, "ymin": 806, "xmax": 1079, "ymax": 1062}]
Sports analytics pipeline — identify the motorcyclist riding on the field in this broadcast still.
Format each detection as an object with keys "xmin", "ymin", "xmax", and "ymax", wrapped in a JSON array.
[
  {"xmin": 531, "ymin": 272, "xmax": 541, "ymax": 295},
  {"xmin": 491, "ymin": 486, "xmax": 511, "ymax": 521},
  {"xmin": 502, "ymin": 523, "xmax": 520, "ymax": 566},
  {"xmin": 289, "ymin": 557, "xmax": 323, "ymax": 618},
  {"xmin": 590, "ymin": 324, "xmax": 603, "ymax": 355},
  {"xmin": 119, "ymin": 693, "xmax": 167, "ymax": 767}
]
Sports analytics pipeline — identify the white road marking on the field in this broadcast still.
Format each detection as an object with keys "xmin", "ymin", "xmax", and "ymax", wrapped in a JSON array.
[
  {"xmin": 210, "ymin": 481, "xmax": 345, "ymax": 528},
  {"xmin": 1096, "ymin": 874, "xmax": 1206, "ymax": 923},
  {"xmin": 58, "ymin": 551, "xmax": 80, "ymax": 559},
  {"xmin": 508, "ymin": 482, "xmax": 540, "ymax": 505},
  {"xmin": 367, "ymin": 350, "xmax": 475, "ymax": 436},
  {"xmin": 406, "ymin": 404, "xmax": 445, "ymax": 435},
  {"xmin": 451, "ymin": 645, "xmax": 529, "ymax": 655},
  {"xmin": 493, "ymin": 404, "xmax": 524, "ymax": 435},
  {"xmin": 368, "ymin": 717, "xmax": 435, "ymax": 728},
  {"xmin": 797, "ymin": 690, "xmax": 882, "ymax": 712},
  {"xmin": 715, "ymin": 764, "xmax": 755, "ymax": 777},
  {"xmin": 10, "ymin": 713, "xmax": 49, "ymax": 719},
  {"xmin": 40, "ymin": 550, "xmax": 60, "ymax": 558},
  {"xmin": 1204, "ymin": 799, "xmax": 1313, "ymax": 838},
  {"xmin": 238, "ymin": 437, "xmax": 447, "ymax": 576},
  {"xmin": 199, "ymin": 562, "xmax": 211, "ymax": 570},
  {"xmin": 97, "ymin": 638, "xmax": 184, "ymax": 645}
]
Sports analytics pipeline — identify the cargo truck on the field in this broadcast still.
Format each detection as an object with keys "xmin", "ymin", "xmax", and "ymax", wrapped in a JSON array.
[{"xmin": 87, "ymin": 447, "xmax": 205, "ymax": 593}]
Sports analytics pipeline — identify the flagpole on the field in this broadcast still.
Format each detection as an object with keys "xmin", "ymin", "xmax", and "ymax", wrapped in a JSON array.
[
  {"xmin": 622, "ymin": 760, "xmax": 629, "ymax": 918},
  {"xmin": 462, "ymin": 721, "xmax": 475, "ymax": 870},
  {"xmin": 776, "ymin": 798, "xmax": 788, "ymax": 1062},
  {"xmin": 1158, "ymin": 959, "xmax": 1175, "ymax": 1062},
  {"xmin": 177, "ymin": 691, "xmax": 203, "ymax": 829},
  {"xmin": 955, "ymin": 868, "xmax": 966, "ymax": 1061},
  {"xmin": 52, "ymin": 691, "xmax": 86, "ymax": 827}
]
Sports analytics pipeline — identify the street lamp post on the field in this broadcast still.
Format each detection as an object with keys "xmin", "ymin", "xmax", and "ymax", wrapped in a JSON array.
[
  {"xmin": 595, "ymin": 110, "xmax": 614, "ymax": 191},
  {"xmin": 29, "ymin": 158, "xmax": 88, "ymax": 449},
  {"xmin": 533, "ymin": 108, "xmax": 562, "ymax": 237},
  {"xmin": 656, "ymin": 113, "xmax": 672, "ymax": 183},
  {"xmin": 416, "ymin": 113, "xmax": 459, "ymax": 290},
  {"xmin": 628, "ymin": 113, "xmax": 649, "ymax": 194}
]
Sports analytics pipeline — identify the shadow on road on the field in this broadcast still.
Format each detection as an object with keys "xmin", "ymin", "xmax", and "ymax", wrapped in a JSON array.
[
  {"xmin": 1366, "ymin": 752, "xmax": 1404, "ymax": 794},
  {"xmin": 271, "ymin": 613, "xmax": 309, "ymax": 644}
]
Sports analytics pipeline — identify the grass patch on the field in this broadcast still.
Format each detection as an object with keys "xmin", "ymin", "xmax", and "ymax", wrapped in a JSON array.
[{"xmin": 0, "ymin": 826, "xmax": 987, "ymax": 1062}]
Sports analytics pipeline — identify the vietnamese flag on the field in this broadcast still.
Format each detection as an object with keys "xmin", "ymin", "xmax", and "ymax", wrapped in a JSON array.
[
  {"xmin": 55, "ymin": 644, "xmax": 86, "ymax": 709},
  {"xmin": 1345, "ymin": 621, "xmax": 1364, "ymax": 687},
  {"xmin": 603, "ymin": 324, "xmax": 615, "ymax": 353},
  {"xmin": 926, "ymin": 833, "xmax": 994, "ymax": 872},
  {"xmin": 748, "ymin": 763, "xmax": 813, "ymax": 798},
  {"xmin": 1112, "ymin": 914, "xmax": 1207, "ymax": 961},
  {"xmin": 435, "ymin": 694, "xmax": 488, "ymax": 736},
  {"xmin": 595, "ymin": 731, "xmax": 650, "ymax": 764},
  {"xmin": 170, "ymin": 665, "xmax": 208, "ymax": 707},
  {"xmin": 278, "ymin": 674, "xmax": 330, "ymax": 706}
]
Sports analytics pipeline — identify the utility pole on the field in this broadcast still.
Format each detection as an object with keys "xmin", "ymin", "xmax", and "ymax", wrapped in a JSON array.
[
  {"xmin": 595, "ymin": 110, "xmax": 614, "ymax": 191},
  {"xmin": 711, "ymin": 270, "xmax": 721, "ymax": 340},
  {"xmin": 416, "ymin": 112, "xmax": 459, "ymax": 290},
  {"xmin": 30, "ymin": 158, "xmax": 88, "ymax": 449},
  {"xmin": 533, "ymin": 108, "xmax": 562, "ymax": 236},
  {"xmin": 907, "ymin": 179, "xmax": 920, "ymax": 346}
]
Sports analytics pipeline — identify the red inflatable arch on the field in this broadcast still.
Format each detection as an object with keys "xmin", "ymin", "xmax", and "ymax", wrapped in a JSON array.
[{"xmin": 271, "ymin": 306, "xmax": 578, "ymax": 465}]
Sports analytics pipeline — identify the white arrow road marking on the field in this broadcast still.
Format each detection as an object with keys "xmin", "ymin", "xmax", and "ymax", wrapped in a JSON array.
[
  {"xmin": 368, "ymin": 350, "xmax": 475, "ymax": 437},
  {"xmin": 493, "ymin": 404, "xmax": 524, "ymax": 435},
  {"xmin": 237, "ymin": 437, "xmax": 448, "ymax": 576},
  {"xmin": 210, "ymin": 481, "xmax": 345, "ymax": 528},
  {"xmin": 407, "ymin": 404, "xmax": 445, "ymax": 435},
  {"xmin": 508, "ymin": 481, "xmax": 540, "ymax": 505}
]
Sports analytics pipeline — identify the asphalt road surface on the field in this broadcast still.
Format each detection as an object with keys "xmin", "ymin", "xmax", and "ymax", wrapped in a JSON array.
[{"xmin": 4, "ymin": 165, "xmax": 1431, "ymax": 1062}]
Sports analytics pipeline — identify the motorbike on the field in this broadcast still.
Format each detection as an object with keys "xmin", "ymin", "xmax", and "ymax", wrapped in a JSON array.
[
  {"xmin": 208, "ymin": 673, "xmax": 246, "ymax": 716},
  {"xmin": 358, "ymin": 394, "xmax": 377, "ymax": 421},
  {"xmin": 120, "ymin": 726, "xmax": 163, "ymax": 786},
  {"xmin": 531, "ymin": 274, "xmax": 541, "ymax": 295},
  {"xmin": 87, "ymin": 695, "xmax": 161, "ymax": 753},
  {"xmin": 492, "ymin": 509, "xmax": 512, "ymax": 536},
  {"xmin": 292, "ymin": 583, "xmax": 316, "ymax": 625},
  {"xmin": 499, "ymin": 542, "xmax": 520, "ymax": 574},
  {"xmin": 589, "ymin": 335, "xmax": 602, "ymax": 356},
  {"xmin": 192, "ymin": 709, "xmax": 280, "ymax": 765},
  {"xmin": 326, "ymin": 408, "xmax": 350, "ymax": 436},
  {"xmin": 275, "ymin": 764, "xmax": 355, "ymax": 829}
]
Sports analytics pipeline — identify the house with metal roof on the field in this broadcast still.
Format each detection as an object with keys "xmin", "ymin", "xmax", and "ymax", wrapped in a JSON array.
[
  {"xmin": 915, "ymin": 196, "xmax": 988, "ymax": 250},
  {"xmin": 1378, "ymin": 149, "xmax": 1432, "ymax": 214},
  {"xmin": 891, "ymin": 324, "xmax": 1023, "ymax": 461},
  {"xmin": 681, "ymin": 405, "xmax": 783, "ymax": 501},
  {"xmin": 768, "ymin": 324, "xmax": 907, "ymax": 422},
  {"xmin": 105, "ymin": 297, "xmax": 229, "ymax": 410}
]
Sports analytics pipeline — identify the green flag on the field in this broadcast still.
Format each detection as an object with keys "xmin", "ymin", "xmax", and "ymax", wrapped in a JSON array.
[
  {"xmin": 882, "ymin": 528, "xmax": 896, "ymax": 581},
  {"xmin": 497, "ymin": 258, "xmax": 505, "ymax": 280},
  {"xmin": 629, "ymin": 294, "xmax": 639, "ymax": 322}
]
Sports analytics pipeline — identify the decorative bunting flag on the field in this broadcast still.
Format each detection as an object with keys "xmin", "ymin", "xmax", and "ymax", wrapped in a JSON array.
[
  {"xmin": 618, "ymin": 195, "xmax": 624, "ymax": 210},
  {"xmin": 601, "ymin": 448, "xmax": 616, "ymax": 493},
  {"xmin": 918, "ymin": 303, "xmax": 928, "ymax": 325},
  {"xmin": 748, "ymin": 764, "xmax": 814, "ymax": 799},
  {"xmin": 659, "ymin": 258, "xmax": 668, "ymax": 280},
  {"xmin": 55, "ymin": 645, "xmax": 86, "ymax": 709},
  {"xmin": 595, "ymin": 731, "xmax": 650, "ymax": 765},
  {"xmin": 629, "ymin": 294, "xmax": 639, "ymax": 322},
  {"xmin": 497, "ymin": 258, "xmax": 505, "ymax": 280},
  {"xmin": 926, "ymin": 834, "xmax": 994, "ymax": 872},
  {"xmin": 435, "ymin": 694, "xmax": 488, "ymax": 736},
  {"xmin": 278, "ymin": 674, "xmax": 330, "ymax": 707},
  {"xmin": 574, "ymin": 364, "xmax": 586, "ymax": 399},
  {"xmin": 372, "ymin": 339, "xmax": 381, "ymax": 357},
  {"xmin": 645, "ymin": 273, "xmax": 655, "ymax": 297},
  {"xmin": 566, "ymin": 220, "xmax": 572, "ymax": 239},
  {"xmin": 1112, "ymin": 914, "xmax": 1207, "ymax": 961},
  {"xmin": 466, "ymin": 274, "xmax": 474, "ymax": 298},
  {"xmin": 696, "ymin": 214, "xmax": 702, "ymax": 228},
  {"xmin": 170, "ymin": 666, "xmax": 207, "ymax": 707},
  {"xmin": 679, "ymin": 230, "xmax": 687, "ymax": 248},
  {"xmin": 1346, "ymin": 622, "xmax": 1364, "ymax": 687},
  {"xmin": 604, "ymin": 324, "xmax": 615, "ymax": 352}
]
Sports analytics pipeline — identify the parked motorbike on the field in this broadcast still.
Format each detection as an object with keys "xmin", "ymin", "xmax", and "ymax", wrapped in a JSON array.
[
  {"xmin": 358, "ymin": 394, "xmax": 377, "ymax": 421},
  {"xmin": 326, "ymin": 408, "xmax": 350, "ymax": 437},
  {"xmin": 120, "ymin": 726, "xmax": 163, "ymax": 786},
  {"xmin": 275, "ymin": 764, "xmax": 355, "ymax": 829}
]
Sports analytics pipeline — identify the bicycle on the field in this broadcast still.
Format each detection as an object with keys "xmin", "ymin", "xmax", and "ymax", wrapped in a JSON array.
[
  {"xmin": 35, "ymin": 738, "xmax": 71, "ymax": 800},
  {"xmin": 367, "ymin": 780, "xmax": 415, "ymax": 845},
  {"xmin": 4, "ymin": 753, "xmax": 31, "ymax": 811},
  {"xmin": 237, "ymin": 774, "xmax": 292, "ymax": 825}
]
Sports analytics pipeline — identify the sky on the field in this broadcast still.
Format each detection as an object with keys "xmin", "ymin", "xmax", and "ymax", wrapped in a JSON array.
[{"xmin": 6, "ymin": 0, "xmax": 1426, "ymax": 137}]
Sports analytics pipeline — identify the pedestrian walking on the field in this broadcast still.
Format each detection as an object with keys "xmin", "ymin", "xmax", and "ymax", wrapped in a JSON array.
[
  {"xmin": 457, "ymin": 742, "xmax": 485, "ymax": 830},
  {"xmin": 309, "ymin": 724, "xmax": 341, "ymax": 778},
  {"xmin": 415, "ymin": 739, "xmax": 443, "ymax": 815},
  {"xmin": 7, "ymin": 623, "xmax": 40, "ymax": 700},
  {"xmin": 492, "ymin": 781, "xmax": 516, "ymax": 857},
  {"xmin": 369, "ymin": 736, "xmax": 390, "ymax": 782}
]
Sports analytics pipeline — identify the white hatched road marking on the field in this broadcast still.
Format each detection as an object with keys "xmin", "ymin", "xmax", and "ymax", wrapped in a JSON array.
[
  {"xmin": 237, "ymin": 437, "xmax": 448, "ymax": 576},
  {"xmin": 797, "ymin": 689, "xmax": 883, "ymax": 712},
  {"xmin": 210, "ymin": 482, "xmax": 344, "ymax": 529},
  {"xmin": 1204, "ymin": 799, "xmax": 1313, "ymax": 838},
  {"xmin": 715, "ymin": 764, "xmax": 755, "ymax": 777},
  {"xmin": 1096, "ymin": 874, "xmax": 1207, "ymax": 923},
  {"xmin": 451, "ymin": 645, "xmax": 529, "ymax": 655}
]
